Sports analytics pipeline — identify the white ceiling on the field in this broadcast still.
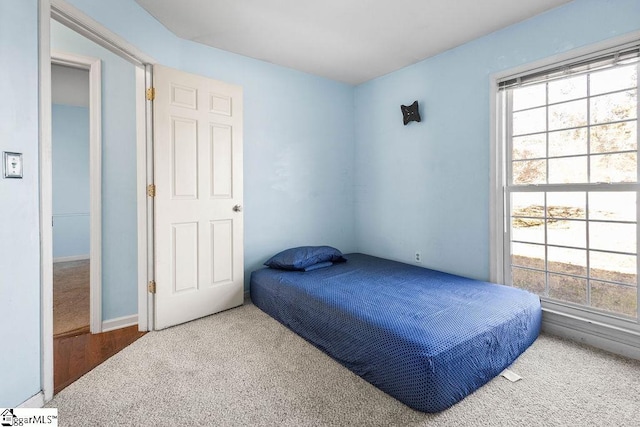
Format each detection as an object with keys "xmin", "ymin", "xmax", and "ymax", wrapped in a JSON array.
[{"xmin": 135, "ymin": 0, "xmax": 573, "ymax": 85}]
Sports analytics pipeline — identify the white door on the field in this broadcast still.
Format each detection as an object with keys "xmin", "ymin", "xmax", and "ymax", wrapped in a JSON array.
[{"xmin": 153, "ymin": 65, "xmax": 244, "ymax": 330}]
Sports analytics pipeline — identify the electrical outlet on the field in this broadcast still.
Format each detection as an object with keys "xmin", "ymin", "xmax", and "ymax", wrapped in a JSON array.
[{"xmin": 414, "ymin": 251, "xmax": 422, "ymax": 263}]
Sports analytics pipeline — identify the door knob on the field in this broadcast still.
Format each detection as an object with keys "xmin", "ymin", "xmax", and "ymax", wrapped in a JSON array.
[{"xmin": 233, "ymin": 204, "xmax": 242, "ymax": 212}]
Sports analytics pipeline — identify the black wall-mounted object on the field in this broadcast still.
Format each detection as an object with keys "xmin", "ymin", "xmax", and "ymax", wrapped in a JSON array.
[{"xmin": 401, "ymin": 101, "xmax": 421, "ymax": 125}]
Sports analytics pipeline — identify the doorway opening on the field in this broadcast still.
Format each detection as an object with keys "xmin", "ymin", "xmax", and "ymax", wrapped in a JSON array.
[
  {"xmin": 47, "ymin": 12, "xmax": 149, "ymax": 395},
  {"xmin": 51, "ymin": 59, "xmax": 100, "ymax": 338},
  {"xmin": 41, "ymin": 0, "xmax": 153, "ymax": 402}
]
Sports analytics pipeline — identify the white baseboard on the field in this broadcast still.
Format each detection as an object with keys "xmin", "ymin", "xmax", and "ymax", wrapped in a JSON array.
[
  {"xmin": 53, "ymin": 254, "xmax": 89, "ymax": 263},
  {"xmin": 542, "ymin": 309, "xmax": 640, "ymax": 361},
  {"xmin": 102, "ymin": 314, "xmax": 138, "ymax": 332},
  {"xmin": 18, "ymin": 392, "xmax": 44, "ymax": 408}
]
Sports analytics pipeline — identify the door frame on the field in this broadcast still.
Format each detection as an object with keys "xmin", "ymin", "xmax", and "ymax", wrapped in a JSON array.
[
  {"xmin": 51, "ymin": 50, "xmax": 102, "ymax": 334},
  {"xmin": 39, "ymin": 0, "xmax": 156, "ymax": 402}
]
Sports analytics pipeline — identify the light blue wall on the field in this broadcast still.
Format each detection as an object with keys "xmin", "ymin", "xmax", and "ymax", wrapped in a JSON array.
[
  {"xmin": 52, "ymin": 21, "xmax": 138, "ymax": 320},
  {"xmin": 354, "ymin": 0, "xmax": 640, "ymax": 281},
  {"xmin": 65, "ymin": 0, "xmax": 357, "ymax": 286},
  {"xmin": 4, "ymin": 0, "xmax": 640, "ymax": 409},
  {"xmin": 0, "ymin": 0, "xmax": 41, "ymax": 408},
  {"xmin": 52, "ymin": 104, "xmax": 90, "ymax": 259}
]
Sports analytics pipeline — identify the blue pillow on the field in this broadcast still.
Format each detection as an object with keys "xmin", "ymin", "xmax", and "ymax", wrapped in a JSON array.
[
  {"xmin": 303, "ymin": 261, "xmax": 334, "ymax": 272},
  {"xmin": 264, "ymin": 246, "xmax": 346, "ymax": 271}
]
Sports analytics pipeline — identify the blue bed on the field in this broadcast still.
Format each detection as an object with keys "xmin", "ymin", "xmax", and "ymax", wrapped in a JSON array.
[{"xmin": 250, "ymin": 253, "xmax": 541, "ymax": 412}]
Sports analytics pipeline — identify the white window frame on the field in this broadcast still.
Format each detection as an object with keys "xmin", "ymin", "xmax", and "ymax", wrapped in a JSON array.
[{"xmin": 490, "ymin": 30, "xmax": 640, "ymax": 339}]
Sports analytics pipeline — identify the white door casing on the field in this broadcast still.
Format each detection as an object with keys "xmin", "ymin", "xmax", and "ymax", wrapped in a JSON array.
[
  {"xmin": 43, "ymin": 0, "xmax": 154, "ymax": 403},
  {"xmin": 51, "ymin": 50, "xmax": 102, "ymax": 334},
  {"xmin": 153, "ymin": 65, "xmax": 244, "ymax": 330}
]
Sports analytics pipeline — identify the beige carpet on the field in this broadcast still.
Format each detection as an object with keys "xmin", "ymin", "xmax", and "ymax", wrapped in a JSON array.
[
  {"xmin": 47, "ymin": 303, "xmax": 640, "ymax": 426},
  {"xmin": 53, "ymin": 260, "xmax": 90, "ymax": 336}
]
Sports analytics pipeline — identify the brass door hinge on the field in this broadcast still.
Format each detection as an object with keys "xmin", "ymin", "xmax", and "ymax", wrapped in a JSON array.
[
  {"xmin": 148, "ymin": 280, "xmax": 156, "ymax": 294},
  {"xmin": 147, "ymin": 184, "xmax": 156, "ymax": 197},
  {"xmin": 146, "ymin": 87, "xmax": 156, "ymax": 101}
]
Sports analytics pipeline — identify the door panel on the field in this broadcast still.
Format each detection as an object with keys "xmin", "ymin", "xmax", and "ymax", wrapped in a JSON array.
[
  {"xmin": 171, "ymin": 222, "xmax": 198, "ymax": 293},
  {"xmin": 211, "ymin": 124, "xmax": 233, "ymax": 198},
  {"xmin": 171, "ymin": 118, "xmax": 198, "ymax": 199},
  {"xmin": 154, "ymin": 65, "xmax": 243, "ymax": 330},
  {"xmin": 211, "ymin": 219, "xmax": 233, "ymax": 284}
]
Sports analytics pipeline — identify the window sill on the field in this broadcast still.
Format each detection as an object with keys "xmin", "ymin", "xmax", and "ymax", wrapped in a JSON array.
[{"xmin": 541, "ymin": 304, "xmax": 640, "ymax": 361}]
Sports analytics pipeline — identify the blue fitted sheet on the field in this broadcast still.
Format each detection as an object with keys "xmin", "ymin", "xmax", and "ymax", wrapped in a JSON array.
[{"xmin": 250, "ymin": 253, "xmax": 541, "ymax": 412}]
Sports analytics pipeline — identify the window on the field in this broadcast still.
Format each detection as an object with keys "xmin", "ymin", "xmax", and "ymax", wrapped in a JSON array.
[{"xmin": 496, "ymin": 41, "xmax": 640, "ymax": 325}]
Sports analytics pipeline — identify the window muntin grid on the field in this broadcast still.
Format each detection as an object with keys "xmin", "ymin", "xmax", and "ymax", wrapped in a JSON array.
[{"xmin": 504, "ymin": 62, "xmax": 639, "ymax": 321}]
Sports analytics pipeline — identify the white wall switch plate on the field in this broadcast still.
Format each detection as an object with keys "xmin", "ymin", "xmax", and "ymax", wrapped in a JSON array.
[{"xmin": 3, "ymin": 152, "xmax": 23, "ymax": 178}]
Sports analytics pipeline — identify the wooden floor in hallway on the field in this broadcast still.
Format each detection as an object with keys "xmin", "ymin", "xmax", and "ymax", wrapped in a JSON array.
[
  {"xmin": 53, "ymin": 260, "xmax": 90, "ymax": 337},
  {"xmin": 54, "ymin": 325, "xmax": 145, "ymax": 394}
]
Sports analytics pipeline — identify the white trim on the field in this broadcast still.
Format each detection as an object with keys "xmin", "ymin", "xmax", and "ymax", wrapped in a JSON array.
[
  {"xmin": 88, "ymin": 54, "xmax": 102, "ymax": 334},
  {"xmin": 542, "ymin": 299, "xmax": 640, "ymax": 334},
  {"xmin": 18, "ymin": 392, "xmax": 45, "ymax": 409},
  {"xmin": 53, "ymin": 254, "xmax": 89, "ymax": 263},
  {"xmin": 102, "ymin": 315, "xmax": 138, "ymax": 333},
  {"xmin": 488, "ymin": 78, "xmax": 504, "ymax": 284},
  {"xmin": 144, "ymin": 64, "xmax": 155, "ymax": 331},
  {"xmin": 542, "ymin": 309, "xmax": 640, "ymax": 361},
  {"xmin": 136, "ymin": 65, "xmax": 149, "ymax": 332},
  {"xmin": 51, "ymin": 0, "xmax": 155, "ymax": 66},
  {"xmin": 51, "ymin": 50, "xmax": 102, "ymax": 335},
  {"xmin": 39, "ymin": 0, "xmax": 53, "ymax": 404},
  {"xmin": 636, "ymin": 57, "xmax": 640, "ymax": 340}
]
